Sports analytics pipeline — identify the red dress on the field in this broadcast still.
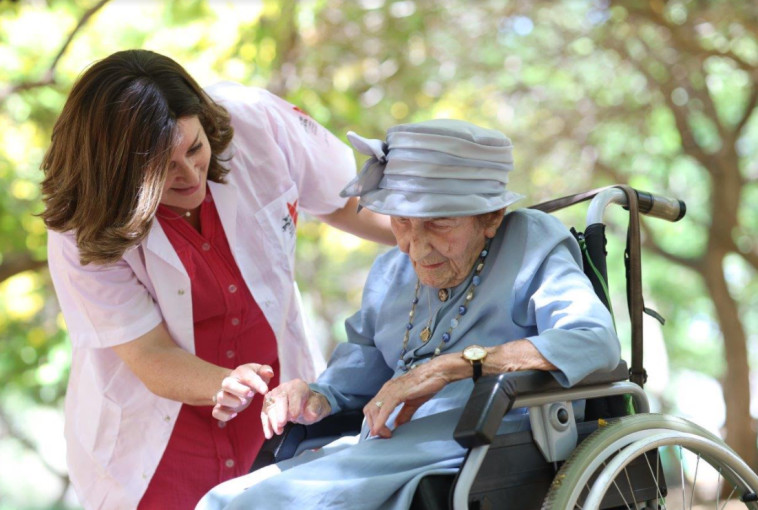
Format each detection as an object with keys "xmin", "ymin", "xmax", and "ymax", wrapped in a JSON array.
[{"xmin": 139, "ymin": 191, "xmax": 280, "ymax": 509}]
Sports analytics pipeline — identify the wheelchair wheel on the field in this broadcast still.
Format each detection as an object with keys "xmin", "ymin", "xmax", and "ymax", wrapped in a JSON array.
[{"xmin": 542, "ymin": 413, "xmax": 758, "ymax": 509}]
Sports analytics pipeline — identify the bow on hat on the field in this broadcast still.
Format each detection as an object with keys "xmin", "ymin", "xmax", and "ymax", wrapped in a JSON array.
[{"xmin": 338, "ymin": 132, "xmax": 389, "ymax": 204}]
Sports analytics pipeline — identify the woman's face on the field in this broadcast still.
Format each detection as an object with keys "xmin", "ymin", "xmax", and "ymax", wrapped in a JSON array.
[
  {"xmin": 159, "ymin": 116, "xmax": 211, "ymax": 212},
  {"xmin": 391, "ymin": 214, "xmax": 503, "ymax": 289}
]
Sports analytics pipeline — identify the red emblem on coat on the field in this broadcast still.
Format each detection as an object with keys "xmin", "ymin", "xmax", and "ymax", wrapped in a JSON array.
[{"xmin": 287, "ymin": 200, "xmax": 298, "ymax": 226}]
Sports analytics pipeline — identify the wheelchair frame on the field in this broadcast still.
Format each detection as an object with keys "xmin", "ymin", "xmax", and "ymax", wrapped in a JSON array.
[
  {"xmin": 253, "ymin": 185, "xmax": 758, "ymax": 510},
  {"xmin": 451, "ymin": 363, "xmax": 648, "ymax": 509}
]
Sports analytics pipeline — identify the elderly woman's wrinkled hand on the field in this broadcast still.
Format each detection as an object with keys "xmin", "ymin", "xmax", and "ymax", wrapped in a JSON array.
[
  {"xmin": 363, "ymin": 360, "xmax": 451, "ymax": 438},
  {"xmin": 260, "ymin": 379, "xmax": 332, "ymax": 439},
  {"xmin": 212, "ymin": 363, "xmax": 274, "ymax": 422}
]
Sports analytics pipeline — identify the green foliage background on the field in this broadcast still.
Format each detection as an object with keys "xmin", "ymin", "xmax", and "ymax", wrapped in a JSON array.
[{"xmin": 0, "ymin": 0, "xmax": 756, "ymax": 508}]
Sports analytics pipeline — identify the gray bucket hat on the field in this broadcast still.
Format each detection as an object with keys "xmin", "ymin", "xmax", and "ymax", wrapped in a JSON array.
[{"xmin": 339, "ymin": 119, "xmax": 524, "ymax": 217}]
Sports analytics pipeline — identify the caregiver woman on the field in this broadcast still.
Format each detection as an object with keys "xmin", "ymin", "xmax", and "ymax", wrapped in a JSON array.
[{"xmin": 40, "ymin": 49, "xmax": 393, "ymax": 509}]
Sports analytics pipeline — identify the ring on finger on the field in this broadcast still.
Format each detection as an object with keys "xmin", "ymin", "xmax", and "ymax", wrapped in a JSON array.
[
  {"xmin": 375, "ymin": 400, "xmax": 383, "ymax": 408},
  {"xmin": 264, "ymin": 395, "xmax": 276, "ymax": 406}
]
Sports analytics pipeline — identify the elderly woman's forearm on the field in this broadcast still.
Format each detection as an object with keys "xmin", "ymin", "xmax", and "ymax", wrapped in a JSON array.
[
  {"xmin": 486, "ymin": 339, "xmax": 557, "ymax": 375},
  {"xmin": 433, "ymin": 339, "xmax": 556, "ymax": 384}
]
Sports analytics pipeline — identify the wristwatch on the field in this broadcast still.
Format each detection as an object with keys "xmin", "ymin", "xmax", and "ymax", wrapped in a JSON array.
[{"xmin": 461, "ymin": 344, "xmax": 488, "ymax": 382}]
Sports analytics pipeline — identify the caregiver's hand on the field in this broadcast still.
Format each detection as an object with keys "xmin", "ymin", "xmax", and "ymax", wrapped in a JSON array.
[
  {"xmin": 363, "ymin": 357, "xmax": 452, "ymax": 439},
  {"xmin": 260, "ymin": 379, "xmax": 332, "ymax": 439},
  {"xmin": 212, "ymin": 363, "xmax": 274, "ymax": 422}
]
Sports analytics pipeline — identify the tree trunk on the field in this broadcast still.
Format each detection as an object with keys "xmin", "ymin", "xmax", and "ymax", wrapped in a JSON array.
[{"xmin": 703, "ymin": 246, "xmax": 758, "ymax": 469}]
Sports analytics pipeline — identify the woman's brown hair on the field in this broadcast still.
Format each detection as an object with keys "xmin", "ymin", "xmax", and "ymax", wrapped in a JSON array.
[{"xmin": 40, "ymin": 49, "xmax": 234, "ymax": 265}]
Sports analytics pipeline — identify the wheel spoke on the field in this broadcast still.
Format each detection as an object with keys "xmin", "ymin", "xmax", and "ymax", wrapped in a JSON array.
[
  {"xmin": 610, "ymin": 475, "xmax": 631, "ymax": 508},
  {"xmin": 689, "ymin": 453, "xmax": 700, "ymax": 509},
  {"xmin": 643, "ymin": 447, "xmax": 667, "ymax": 505},
  {"xmin": 677, "ymin": 445, "xmax": 687, "ymax": 508},
  {"xmin": 724, "ymin": 484, "xmax": 738, "ymax": 505},
  {"xmin": 622, "ymin": 461, "xmax": 640, "ymax": 508}
]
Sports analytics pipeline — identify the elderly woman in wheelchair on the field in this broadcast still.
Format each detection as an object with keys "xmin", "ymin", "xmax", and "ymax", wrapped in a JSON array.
[{"xmin": 198, "ymin": 120, "xmax": 758, "ymax": 510}]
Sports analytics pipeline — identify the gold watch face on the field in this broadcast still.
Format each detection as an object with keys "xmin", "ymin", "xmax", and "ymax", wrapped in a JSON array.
[{"xmin": 463, "ymin": 345, "xmax": 487, "ymax": 362}]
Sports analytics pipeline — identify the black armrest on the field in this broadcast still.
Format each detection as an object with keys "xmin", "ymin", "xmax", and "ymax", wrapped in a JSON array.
[
  {"xmin": 297, "ymin": 409, "xmax": 364, "ymax": 440},
  {"xmin": 250, "ymin": 410, "xmax": 365, "ymax": 472},
  {"xmin": 250, "ymin": 422, "xmax": 306, "ymax": 472},
  {"xmin": 453, "ymin": 360, "xmax": 629, "ymax": 449}
]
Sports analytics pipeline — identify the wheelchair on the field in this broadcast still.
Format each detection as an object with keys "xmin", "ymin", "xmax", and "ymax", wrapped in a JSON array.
[{"xmin": 253, "ymin": 185, "xmax": 758, "ymax": 509}]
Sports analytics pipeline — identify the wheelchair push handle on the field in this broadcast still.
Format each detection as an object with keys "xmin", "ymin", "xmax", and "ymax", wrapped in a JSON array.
[
  {"xmin": 586, "ymin": 187, "xmax": 686, "ymax": 226},
  {"xmin": 631, "ymin": 190, "xmax": 686, "ymax": 222}
]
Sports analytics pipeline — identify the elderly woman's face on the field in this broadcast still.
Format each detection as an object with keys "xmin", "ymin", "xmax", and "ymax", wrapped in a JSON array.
[{"xmin": 391, "ymin": 215, "xmax": 501, "ymax": 289}]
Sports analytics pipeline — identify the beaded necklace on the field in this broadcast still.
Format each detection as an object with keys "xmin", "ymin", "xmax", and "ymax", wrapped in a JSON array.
[{"xmin": 399, "ymin": 240, "xmax": 491, "ymax": 370}]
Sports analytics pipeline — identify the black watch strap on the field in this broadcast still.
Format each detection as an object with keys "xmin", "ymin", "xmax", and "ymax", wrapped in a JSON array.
[{"xmin": 472, "ymin": 360, "xmax": 483, "ymax": 381}]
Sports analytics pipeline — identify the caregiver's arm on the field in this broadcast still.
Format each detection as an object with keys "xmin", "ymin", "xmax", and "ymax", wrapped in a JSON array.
[
  {"xmin": 317, "ymin": 197, "xmax": 396, "ymax": 246},
  {"xmin": 112, "ymin": 322, "xmax": 273, "ymax": 414},
  {"xmin": 364, "ymin": 340, "xmax": 553, "ymax": 438}
]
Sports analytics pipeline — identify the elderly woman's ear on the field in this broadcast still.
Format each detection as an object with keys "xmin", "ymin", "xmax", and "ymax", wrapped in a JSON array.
[{"xmin": 482, "ymin": 208, "xmax": 507, "ymax": 238}]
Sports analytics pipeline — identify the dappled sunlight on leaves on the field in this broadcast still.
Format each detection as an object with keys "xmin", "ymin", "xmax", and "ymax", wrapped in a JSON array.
[
  {"xmin": 1, "ymin": 0, "xmax": 756, "ymax": 506},
  {"xmin": 1, "ymin": 273, "xmax": 44, "ymax": 321}
]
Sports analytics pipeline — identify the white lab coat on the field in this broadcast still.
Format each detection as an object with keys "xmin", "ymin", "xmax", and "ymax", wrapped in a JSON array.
[{"xmin": 47, "ymin": 82, "xmax": 356, "ymax": 509}]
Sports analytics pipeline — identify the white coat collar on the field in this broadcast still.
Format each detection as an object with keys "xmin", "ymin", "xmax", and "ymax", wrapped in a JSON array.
[
  {"xmin": 143, "ymin": 216, "xmax": 185, "ymax": 274},
  {"xmin": 208, "ymin": 180, "xmax": 238, "ymax": 249}
]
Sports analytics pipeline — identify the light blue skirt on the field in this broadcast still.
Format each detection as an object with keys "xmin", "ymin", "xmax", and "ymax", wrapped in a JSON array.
[{"xmin": 196, "ymin": 407, "xmax": 531, "ymax": 510}]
